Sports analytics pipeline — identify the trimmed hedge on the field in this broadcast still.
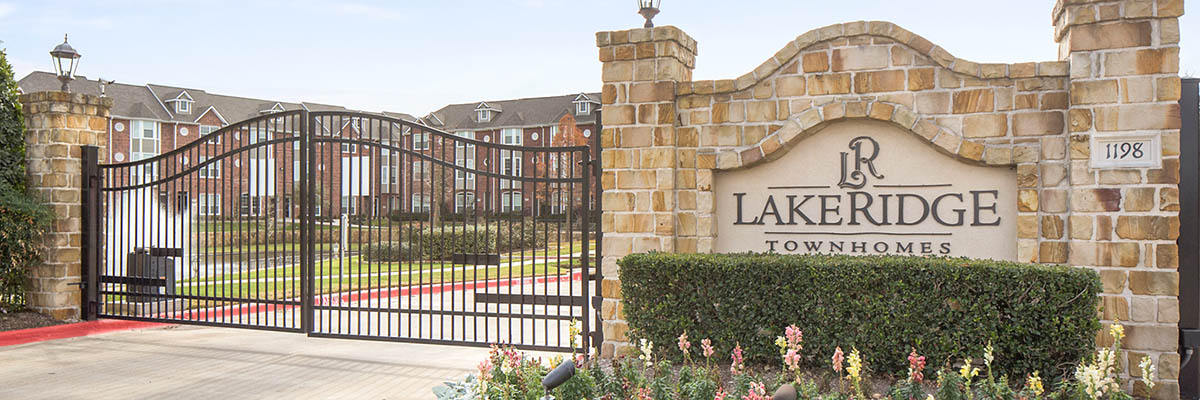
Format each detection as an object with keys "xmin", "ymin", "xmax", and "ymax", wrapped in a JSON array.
[
  {"xmin": 619, "ymin": 253, "xmax": 1100, "ymax": 380},
  {"xmin": 362, "ymin": 222, "xmax": 549, "ymax": 262}
]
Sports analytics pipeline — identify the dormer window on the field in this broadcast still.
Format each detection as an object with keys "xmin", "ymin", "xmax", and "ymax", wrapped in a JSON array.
[
  {"xmin": 477, "ymin": 109, "xmax": 491, "ymax": 122},
  {"xmin": 168, "ymin": 91, "xmax": 195, "ymax": 115},
  {"xmin": 572, "ymin": 93, "xmax": 598, "ymax": 116}
]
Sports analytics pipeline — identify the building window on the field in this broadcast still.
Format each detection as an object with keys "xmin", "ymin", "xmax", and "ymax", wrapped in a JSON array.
[
  {"xmin": 477, "ymin": 109, "xmax": 490, "ymax": 122},
  {"xmin": 456, "ymin": 191, "xmax": 476, "ymax": 213},
  {"xmin": 576, "ymin": 102, "xmax": 591, "ymax": 115},
  {"xmin": 247, "ymin": 127, "xmax": 272, "ymax": 160},
  {"xmin": 176, "ymin": 101, "xmax": 191, "ymax": 114},
  {"xmin": 199, "ymin": 125, "xmax": 221, "ymax": 144},
  {"xmin": 455, "ymin": 131, "xmax": 475, "ymax": 191},
  {"xmin": 500, "ymin": 153, "xmax": 522, "ymax": 190},
  {"xmin": 412, "ymin": 132, "xmax": 430, "ymax": 150},
  {"xmin": 293, "ymin": 160, "xmax": 300, "ymax": 182},
  {"xmin": 501, "ymin": 128, "xmax": 522, "ymax": 145},
  {"xmin": 240, "ymin": 193, "xmax": 261, "ymax": 216},
  {"xmin": 341, "ymin": 196, "xmax": 359, "ymax": 215},
  {"xmin": 198, "ymin": 194, "xmax": 221, "ymax": 216},
  {"xmin": 198, "ymin": 156, "xmax": 221, "ymax": 178},
  {"xmin": 341, "ymin": 142, "xmax": 357, "ymax": 153},
  {"xmin": 502, "ymin": 191, "xmax": 522, "ymax": 212},
  {"xmin": 411, "ymin": 194, "xmax": 430, "ymax": 212},
  {"xmin": 130, "ymin": 120, "xmax": 160, "ymax": 183},
  {"xmin": 412, "ymin": 160, "xmax": 430, "ymax": 181}
]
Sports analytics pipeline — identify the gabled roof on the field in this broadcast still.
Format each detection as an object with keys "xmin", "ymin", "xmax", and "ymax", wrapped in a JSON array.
[
  {"xmin": 17, "ymin": 71, "xmax": 413, "ymax": 126},
  {"xmin": 475, "ymin": 101, "xmax": 502, "ymax": 112},
  {"xmin": 429, "ymin": 92, "xmax": 601, "ymax": 131},
  {"xmin": 573, "ymin": 93, "xmax": 600, "ymax": 104},
  {"xmin": 164, "ymin": 90, "xmax": 194, "ymax": 103}
]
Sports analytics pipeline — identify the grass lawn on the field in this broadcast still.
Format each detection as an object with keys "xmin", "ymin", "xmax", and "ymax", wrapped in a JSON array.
[{"xmin": 169, "ymin": 263, "xmax": 565, "ymax": 309}]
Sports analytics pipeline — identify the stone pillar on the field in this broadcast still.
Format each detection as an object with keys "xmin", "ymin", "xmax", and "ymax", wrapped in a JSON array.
[
  {"xmin": 19, "ymin": 91, "xmax": 111, "ymax": 320},
  {"xmin": 595, "ymin": 26, "xmax": 697, "ymax": 357},
  {"xmin": 1055, "ymin": 0, "xmax": 1182, "ymax": 396}
]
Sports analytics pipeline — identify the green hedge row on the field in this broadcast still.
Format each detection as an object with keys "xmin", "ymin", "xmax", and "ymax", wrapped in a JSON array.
[
  {"xmin": 619, "ymin": 253, "xmax": 1100, "ymax": 380},
  {"xmin": 362, "ymin": 222, "xmax": 550, "ymax": 262}
]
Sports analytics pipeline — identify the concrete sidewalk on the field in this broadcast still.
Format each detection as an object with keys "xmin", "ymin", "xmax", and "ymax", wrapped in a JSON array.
[{"xmin": 0, "ymin": 324, "xmax": 536, "ymax": 399}]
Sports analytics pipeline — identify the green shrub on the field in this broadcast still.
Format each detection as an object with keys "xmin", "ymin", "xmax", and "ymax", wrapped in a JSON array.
[
  {"xmin": 363, "ymin": 221, "xmax": 550, "ymax": 262},
  {"xmin": 360, "ymin": 241, "xmax": 413, "ymax": 262},
  {"xmin": 0, "ymin": 184, "xmax": 52, "ymax": 311},
  {"xmin": 619, "ymin": 253, "xmax": 1100, "ymax": 381},
  {"xmin": 388, "ymin": 211, "xmax": 429, "ymax": 222}
]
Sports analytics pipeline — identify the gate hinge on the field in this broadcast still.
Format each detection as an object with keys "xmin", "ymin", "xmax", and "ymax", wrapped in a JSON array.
[{"xmin": 591, "ymin": 296, "xmax": 604, "ymax": 309}]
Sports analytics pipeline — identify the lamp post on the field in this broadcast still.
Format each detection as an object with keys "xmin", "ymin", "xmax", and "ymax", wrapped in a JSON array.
[
  {"xmin": 50, "ymin": 34, "xmax": 81, "ymax": 92},
  {"xmin": 637, "ymin": 0, "xmax": 661, "ymax": 28}
]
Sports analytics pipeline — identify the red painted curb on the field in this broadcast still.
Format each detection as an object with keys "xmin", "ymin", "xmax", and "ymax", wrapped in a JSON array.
[{"xmin": 0, "ymin": 319, "xmax": 167, "ymax": 347}]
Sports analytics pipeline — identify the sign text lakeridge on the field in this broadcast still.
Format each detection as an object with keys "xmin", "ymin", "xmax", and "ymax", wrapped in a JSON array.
[{"xmin": 713, "ymin": 122, "xmax": 1017, "ymax": 260}]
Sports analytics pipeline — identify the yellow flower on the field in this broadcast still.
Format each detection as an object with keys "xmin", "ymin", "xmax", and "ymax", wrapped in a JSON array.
[
  {"xmin": 1026, "ymin": 371, "xmax": 1045, "ymax": 396},
  {"xmin": 1109, "ymin": 321, "xmax": 1125, "ymax": 344},
  {"xmin": 775, "ymin": 336, "xmax": 788, "ymax": 354},
  {"xmin": 959, "ymin": 358, "xmax": 979, "ymax": 380},
  {"xmin": 846, "ymin": 348, "xmax": 863, "ymax": 381}
]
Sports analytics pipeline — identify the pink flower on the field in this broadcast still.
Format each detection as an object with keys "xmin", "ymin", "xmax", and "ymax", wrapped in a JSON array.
[
  {"xmin": 731, "ymin": 343, "xmax": 746, "ymax": 376},
  {"xmin": 741, "ymin": 382, "xmax": 769, "ymax": 400},
  {"xmin": 636, "ymin": 387, "xmax": 653, "ymax": 400},
  {"xmin": 907, "ymin": 349, "xmax": 927, "ymax": 383},
  {"xmin": 701, "ymin": 338, "xmax": 715, "ymax": 359},
  {"xmin": 784, "ymin": 348, "xmax": 801, "ymax": 372},
  {"xmin": 477, "ymin": 359, "xmax": 493, "ymax": 381},
  {"xmin": 832, "ymin": 346, "xmax": 845, "ymax": 373},
  {"xmin": 714, "ymin": 388, "xmax": 728, "ymax": 400},
  {"xmin": 785, "ymin": 325, "xmax": 804, "ymax": 350},
  {"xmin": 678, "ymin": 331, "xmax": 692, "ymax": 353}
]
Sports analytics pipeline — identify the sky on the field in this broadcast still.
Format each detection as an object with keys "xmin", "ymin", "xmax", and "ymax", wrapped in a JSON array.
[{"xmin": 0, "ymin": 0, "xmax": 1196, "ymax": 116}]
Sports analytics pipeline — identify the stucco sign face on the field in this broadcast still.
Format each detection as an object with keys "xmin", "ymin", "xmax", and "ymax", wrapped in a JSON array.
[{"xmin": 714, "ymin": 120, "xmax": 1017, "ymax": 260}]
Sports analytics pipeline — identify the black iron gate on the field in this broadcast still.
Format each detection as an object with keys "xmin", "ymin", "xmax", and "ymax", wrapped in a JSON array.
[{"xmin": 81, "ymin": 110, "xmax": 603, "ymax": 353}]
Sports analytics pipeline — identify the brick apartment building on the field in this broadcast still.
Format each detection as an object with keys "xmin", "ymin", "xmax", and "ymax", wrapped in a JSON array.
[{"xmin": 18, "ymin": 71, "xmax": 599, "ymax": 219}]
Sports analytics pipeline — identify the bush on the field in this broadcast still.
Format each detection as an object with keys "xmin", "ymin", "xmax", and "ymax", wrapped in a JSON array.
[
  {"xmin": 360, "ymin": 241, "xmax": 413, "ymax": 262},
  {"xmin": 0, "ymin": 184, "xmax": 52, "ymax": 311},
  {"xmin": 619, "ymin": 253, "xmax": 1100, "ymax": 380},
  {"xmin": 388, "ymin": 211, "xmax": 429, "ymax": 222},
  {"xmin": 362, "ymin": 221, "xmax": 550, "ymax": 262}
]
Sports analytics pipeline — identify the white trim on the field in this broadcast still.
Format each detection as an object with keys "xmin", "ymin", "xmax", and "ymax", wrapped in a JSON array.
[
  {"xmin": 474, "ymin": 101, "xmax": 500, "ymax": 112},
  {"xmin": 193, "ymin": 106, "xmax": 229, "ymax": 124},
  {"xmin": 144, "ymin": 85, "xmax": 175, "ymax": 118}
]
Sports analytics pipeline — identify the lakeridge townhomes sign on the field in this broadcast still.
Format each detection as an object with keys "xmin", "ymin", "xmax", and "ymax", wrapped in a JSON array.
[{"xmin": 714, "ymin": 120, "xmax": 1017, "ymax": 260}]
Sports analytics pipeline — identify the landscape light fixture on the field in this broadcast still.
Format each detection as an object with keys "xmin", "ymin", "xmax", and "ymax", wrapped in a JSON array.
[
  {"xmin": 50, "ymin": 34, "xmax": 81, "ymax": 92},
  {"xmin": 637, "ymin": 0, "xmax": 661, "ymax": 28},
  {"xmin": 539, "ymin": 360, "xmax": 576, "ymax": 399}
]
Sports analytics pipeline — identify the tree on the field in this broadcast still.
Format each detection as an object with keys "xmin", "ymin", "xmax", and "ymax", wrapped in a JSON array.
[
  {"xmin": 0, "ymin": 47, "xmax": 51, "ymax": 311},
  {"xmin": 0, "ymin": 48, "xmax": 24, "ymax": 191},
  {"xmin": 533, "ymin": 114, "xmax": 589, "ymax": 217}
]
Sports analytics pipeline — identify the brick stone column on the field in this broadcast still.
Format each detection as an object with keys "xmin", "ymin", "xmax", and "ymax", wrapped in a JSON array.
[
  {"xmin": 1055, "ymin": 0, "xmax": 1182, "ymax": 396},
  {"xmin": 19, "ymin": 91, "xmax": 111, "ymax": 320},
  {"xmin": 596, "ymin": 26, "xmax": 697, "ymax": 357}
]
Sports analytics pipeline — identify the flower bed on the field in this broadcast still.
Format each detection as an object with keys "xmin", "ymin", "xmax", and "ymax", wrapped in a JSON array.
[
  {"xmin": 435, "ymin": 322, "xmax": 1154, "ymax": 400},
  {"xmin": 619, "ymin": 253, "xmax": 1101, "ymax": 380}
]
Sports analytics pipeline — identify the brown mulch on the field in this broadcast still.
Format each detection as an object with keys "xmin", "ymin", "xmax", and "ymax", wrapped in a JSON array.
[{"xmin": 0, "ymin": 310, "xmax": 68, "ymax": 332}]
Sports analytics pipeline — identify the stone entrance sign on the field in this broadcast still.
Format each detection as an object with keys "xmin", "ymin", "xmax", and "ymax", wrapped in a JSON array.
[
  {"xmin": 593, "ymin": 0, "xmax": 1183, "ymax": 393},
  {"xmin": 714, "ymin": 120, "xmax": 1016, "ymax": 260}
]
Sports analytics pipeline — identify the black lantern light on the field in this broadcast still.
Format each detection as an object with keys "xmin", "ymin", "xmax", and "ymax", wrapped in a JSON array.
[
  {"xmin": 637, "ymin": 0, "xmax": 661, "ymax": 28},
  {"xmin": 50, "ymin": 34, "xmax": 81, "ymax": 92}
]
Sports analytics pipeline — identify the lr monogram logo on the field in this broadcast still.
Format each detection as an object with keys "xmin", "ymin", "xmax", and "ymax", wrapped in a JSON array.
[{"xmin": 837, "ymin": 136, "xmax": 884, "ymax": 189}]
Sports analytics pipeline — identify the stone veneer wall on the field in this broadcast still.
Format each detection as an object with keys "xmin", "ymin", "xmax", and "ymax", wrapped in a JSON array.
[
  {"xmin": 19, "ymin": 91, "xmax": 111, "ymax": 320},
  {"xmin": 596, "ymin": 0, "xmax": 1182, "ymax": 396}
]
